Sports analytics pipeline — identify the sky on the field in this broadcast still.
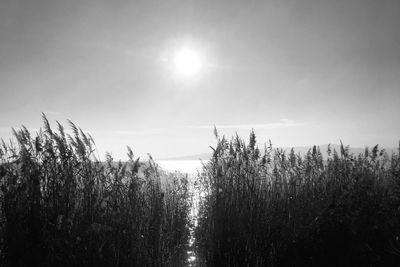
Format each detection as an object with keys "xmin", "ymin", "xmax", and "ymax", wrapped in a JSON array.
[{"xmin": 0, "ymin": 0, "xmax": 399, "ymax": 160}]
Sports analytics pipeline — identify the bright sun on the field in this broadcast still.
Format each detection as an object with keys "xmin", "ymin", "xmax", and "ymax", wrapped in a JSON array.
[{"xmin": 172, "ymin": 48, "xmax": 202, "ymax": 77}]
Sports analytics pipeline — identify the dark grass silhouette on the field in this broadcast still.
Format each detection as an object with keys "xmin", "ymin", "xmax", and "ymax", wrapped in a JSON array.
[
  {"xmin": 0, "ymin": 114, "xmax": 191, "ymax": 266},
  {"xmin": 194, "ymin": 129, "xmax": 400, "ymax": 266},
  {"xmin": 1, "ymin": 116, "xmax": 400, "ymax": 266}
]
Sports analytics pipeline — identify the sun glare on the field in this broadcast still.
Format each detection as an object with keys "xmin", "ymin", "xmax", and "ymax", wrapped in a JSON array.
[{"xmin": 172, "ymin": 48, "xmax": 202, "ymax": 77}]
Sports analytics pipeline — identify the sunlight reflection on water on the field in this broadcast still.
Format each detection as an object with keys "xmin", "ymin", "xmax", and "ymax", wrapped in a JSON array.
[
  {"xmin": 186, "ymin": 176, "xmax": 200, "ymax": 266},
  {"xmin": 156, "ymin": 160, "xmax": 205, "ymax": 266}
]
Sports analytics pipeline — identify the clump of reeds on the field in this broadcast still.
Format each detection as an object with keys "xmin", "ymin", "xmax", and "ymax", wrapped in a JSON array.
[
  {"xmin": 194, "ymin": 129, "xmax": 400, "ymax": 266},
  {"xmin": 0, "ymin": 114, "xmax": 191, "ymax": 266}
]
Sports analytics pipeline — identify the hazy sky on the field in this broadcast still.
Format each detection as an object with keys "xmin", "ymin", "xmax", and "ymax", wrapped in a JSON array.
[{"xmin": 0, "ymin": 0, "xmax": 399, "ymax": 159}]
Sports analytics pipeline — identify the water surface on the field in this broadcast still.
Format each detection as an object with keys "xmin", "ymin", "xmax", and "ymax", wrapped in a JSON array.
[{"xmin": 156, "ymin": 160, "xmax": 205, "ymax": 174}]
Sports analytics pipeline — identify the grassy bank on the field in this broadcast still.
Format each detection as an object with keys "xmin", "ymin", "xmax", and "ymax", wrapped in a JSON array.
[
  {"xmin": 195, "ymin": 130, "xmax": 400, "ymax": 266},
  {"xmin": 0, "ymin": 115, "xmax": 191, "ymax": 266}
]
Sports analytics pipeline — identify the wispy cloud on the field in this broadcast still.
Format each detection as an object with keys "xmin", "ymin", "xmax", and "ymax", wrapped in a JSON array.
[
  {"xmin": 190, "ymin": 119, "xmax": 306, "ymax": 130},
  {"xmin": 113, "ymin": 128, "xmax": 167, "ymax": 135},
  {"xmin": 102, "ymin": 119, "xmax": 305, "ymax": 136}
]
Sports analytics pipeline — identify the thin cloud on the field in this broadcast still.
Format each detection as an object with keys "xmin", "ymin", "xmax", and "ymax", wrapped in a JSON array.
[
  {"xmin": 107, "ymin": 119, "xmax": 305, "ymax": 136},
  {"xmin": 113, "ymin": 128, "xmax": 167, "ymax": 135},
  {"xmin": 190, "ymin": 119, "xmax": 306, "ymax": 130}
]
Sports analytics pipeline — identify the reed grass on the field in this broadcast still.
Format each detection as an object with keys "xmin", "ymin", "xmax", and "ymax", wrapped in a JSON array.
[
  {"xmin": 1, "ymin": 116, "xmax": 399, "ymax": 266},
  {"xmin": 194, "ymin": 129, "xmax": 400, "ymax": 266},
  {"xmin": 0, "ymin": 114, "xmax": 191, "ymax": 266}
]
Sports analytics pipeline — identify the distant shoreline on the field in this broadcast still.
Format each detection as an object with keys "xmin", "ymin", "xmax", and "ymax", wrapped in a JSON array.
[{"xmin": 157, "ymin": 144, "xmax": 398, "ymax": 161}]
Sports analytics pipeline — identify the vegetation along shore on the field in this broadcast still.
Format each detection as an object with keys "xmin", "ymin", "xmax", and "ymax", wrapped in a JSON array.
[{"xmin": 1, "ymin": 115, "xmax": 399, "ymax": 266}]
